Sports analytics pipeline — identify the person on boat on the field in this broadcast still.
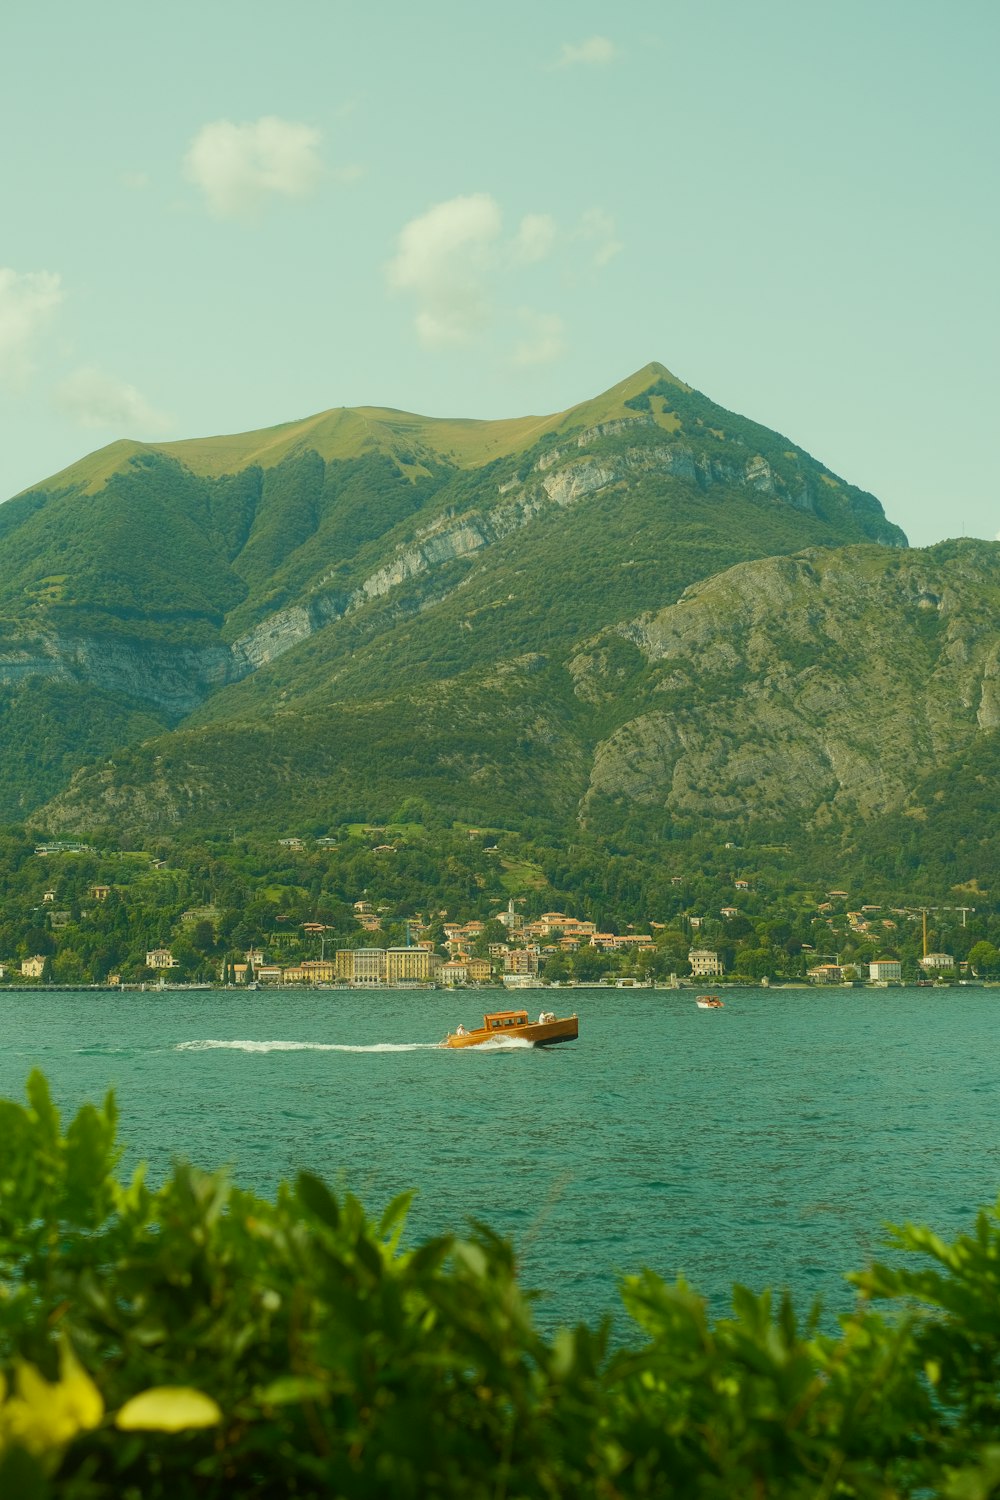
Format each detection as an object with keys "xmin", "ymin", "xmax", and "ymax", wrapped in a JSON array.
[{"xmin": 456, "ymin": 1023, "xmax": 466, "ymax": 1036}]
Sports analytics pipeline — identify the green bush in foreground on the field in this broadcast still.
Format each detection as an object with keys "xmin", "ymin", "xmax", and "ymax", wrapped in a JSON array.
[{"xmin": 2, "ymin": 1075, "xmax": 1000, "ymax": 1498}]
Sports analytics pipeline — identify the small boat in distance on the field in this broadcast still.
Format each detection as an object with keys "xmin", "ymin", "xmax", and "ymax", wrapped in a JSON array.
[
  {"xmin": 442, "ymin": 1008, "xmax": 579, "ymax": 1049},
  {"xmin": 696, "ymin": 995, "xmax": 724, "ymax": 1009}
]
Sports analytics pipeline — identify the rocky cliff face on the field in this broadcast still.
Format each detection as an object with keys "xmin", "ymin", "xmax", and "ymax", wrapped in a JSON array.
[
  {"xmin": 575, "ymin": 541, "xmax": 1000, "ymax": 829},
  {"xmin": 227, "ymin": 423, "xmax": 902, "ymax": 676},
  {"xmin": 0, "ymin": 634, "xmax": 235, "ymax": 718}
]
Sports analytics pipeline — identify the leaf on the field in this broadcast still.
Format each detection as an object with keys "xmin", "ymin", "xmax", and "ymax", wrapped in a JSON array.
[
  {"xmin": 57, "ymin": 1341, "xmax": 104, "ymax": 1431},
  {"xmin": 377, "ymin": 1190, "xmax": 413, "ymax": 1246},
  {"xmin": 254, "ymin": 1375, "xmax": 327, "ymax": 1407},
  {"xmin": 0, "ymin": 1445, "xmax": 48, "ymax": 1500},
  {"xmin": 296, "ymin": 1171, "xmax": 341, "ymax": 1230},
  {"xmin": 115, "ymin": 1387, "xmax": 222, "ymax": 1432},
  {"xmin": 25, "ymin": 1070, "xmax": 59, "ymax": 1141}
]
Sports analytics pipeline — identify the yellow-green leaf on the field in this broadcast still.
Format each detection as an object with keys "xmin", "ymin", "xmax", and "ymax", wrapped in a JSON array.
[{"xmin": 115, "ymin": 1387, "xmax": 222, "ymax": 1433}]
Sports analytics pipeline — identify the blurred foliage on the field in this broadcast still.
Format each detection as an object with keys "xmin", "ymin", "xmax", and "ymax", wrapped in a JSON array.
[{"xmin": 3, "ymin": 1074, "xmax": 1000, "ymax": 1496}]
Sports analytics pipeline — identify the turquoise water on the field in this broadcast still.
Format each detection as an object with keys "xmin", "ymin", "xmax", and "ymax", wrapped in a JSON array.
[{"xmin": 2, "ymin": 985, "xmax": 999, "ymax": 1333}]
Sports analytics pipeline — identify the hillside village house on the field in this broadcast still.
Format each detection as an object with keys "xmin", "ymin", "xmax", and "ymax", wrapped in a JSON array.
[{"xmin": 21, "ymin": 955, "xmax": 46, "ymax": 978}]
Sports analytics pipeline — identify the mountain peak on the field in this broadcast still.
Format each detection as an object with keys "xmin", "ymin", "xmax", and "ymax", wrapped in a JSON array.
[{"xmin": 624, "ymin": 360, "xmax": 691, "ymax": 392}]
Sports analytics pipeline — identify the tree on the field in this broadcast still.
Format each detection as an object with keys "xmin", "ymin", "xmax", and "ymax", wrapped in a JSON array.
[
  {"xmin": 541, "ymin": 951, "xmax": 570, "ymax": 982},
  {"xmin": 732, "ymin": 947, "xmax": 772, "ymax": 980},
  {"xmin": 191, "ymin": 919, "xmax": 216, "ymax": 953},
  {"xmin": 967, "ymin": 940, "xmax": 999, "ymax": 976},
  {"xmin": 572, "ymin": 947, "xmax": 609, "ymax": 983}
]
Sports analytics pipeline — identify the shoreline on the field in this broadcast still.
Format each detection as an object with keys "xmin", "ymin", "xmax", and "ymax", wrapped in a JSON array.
[{"xmin": 1, "ymin": 980, "xmax": 995, "ymax": 994}]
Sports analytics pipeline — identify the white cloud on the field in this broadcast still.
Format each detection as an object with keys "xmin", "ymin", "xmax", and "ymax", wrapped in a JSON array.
[
  {"xmin": 556, "ymin": 35, "xmax": 617, "ymax": 68},
  {"xmin": 387, "ymin": 193, "xmax": 504, "ymax": 347},
  {"xmin": 184, "ymin": 116, "xmax": 323, "ymax": 219},
  {"xmin": 577, "ymin": 207, "xmax": 623, "ymax": 267},
  {"xmin": 387, "ymin": 193, "xmax": 622, "ymax": 361},
  {"xmin": 511, "ymin": 311, "xmax": 566, "ymax": 367},
  {"xmin": 54, "ymin": 366, "xmax": 170, "ymax": 432},
  {"xmin": 0, "ymin": 268, "xmax": 64, "ymax": 386},
  {"xmin": 512, "ymin": 213, "xmax": 557, "ymax": 265}
]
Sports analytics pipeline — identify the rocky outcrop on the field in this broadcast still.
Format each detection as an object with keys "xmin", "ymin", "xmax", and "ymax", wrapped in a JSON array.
[
  {"xmin": 0, "ymin": 634, "xmax": 235, "ymax": 718},
  {"xmin": 575, "ymin": 541, "xmax": 1000, "ymax": 828}
]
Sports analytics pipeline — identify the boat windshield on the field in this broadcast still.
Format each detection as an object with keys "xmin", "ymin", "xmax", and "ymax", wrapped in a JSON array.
[{"xmin": 484, "ymin": 1010, "xmax": 530, "ymax": 1030}]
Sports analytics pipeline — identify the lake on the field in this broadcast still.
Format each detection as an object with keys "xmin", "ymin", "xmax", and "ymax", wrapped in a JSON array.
[{"xmin": 2, "ymin": 984, "xmax": 998, "ymax": 1334}]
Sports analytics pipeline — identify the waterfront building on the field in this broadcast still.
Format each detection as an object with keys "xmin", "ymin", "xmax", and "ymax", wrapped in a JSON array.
[
  {"xmin": 145, "ymin": 948, "xmax": 177, "ymax": 969},
  {"xmin": 385, "ymin": 947, "xmax": 440, "ymax": 983},
  {"xmin": 918, "ymin": 952, "xmax": 955, "ymax": 971},
  {"xmin": 335, "ymin": 948, "xmax": 388, "ymax": 984},
  {"xmin": 869, "ymin": 958, "xmax": 902, "ymax": 982},
  {"xmin": 301, "ymin": 960, "xmax": 335, "ymax": 983},
  {"xmin": 689, "ymin": 948, "xmax": 724, "ymax": 977},
  {"xmin": 503, "ymin": 948, "xmax": 540, "ymax": 976}
]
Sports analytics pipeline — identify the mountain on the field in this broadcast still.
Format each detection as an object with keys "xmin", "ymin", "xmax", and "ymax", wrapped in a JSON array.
[{"xmin": 18, "ymin": 357, "xmax": 995, "ymax": 898}]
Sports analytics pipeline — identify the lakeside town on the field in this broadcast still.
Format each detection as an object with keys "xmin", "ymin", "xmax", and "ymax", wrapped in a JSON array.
[{"xmin": 2, "ymin": 831, "xmax": 994, "ymax": 988}]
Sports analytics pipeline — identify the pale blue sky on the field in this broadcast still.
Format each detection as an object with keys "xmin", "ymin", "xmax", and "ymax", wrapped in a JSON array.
[{"xmin": 2, "ymin": 0, "xmax": 996, "ymax": 546}]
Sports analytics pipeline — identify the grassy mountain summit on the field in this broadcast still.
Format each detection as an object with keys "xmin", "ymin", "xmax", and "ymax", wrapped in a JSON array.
[
  {"xmin": 18, "ymin": 362, "xmax": 693, "ymax": 493},
  {"xmin": 0, "ymin": 362, "xmax": 919, "ymax": 845}
]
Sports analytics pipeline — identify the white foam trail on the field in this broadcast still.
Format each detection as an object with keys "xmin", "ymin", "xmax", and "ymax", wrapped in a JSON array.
[
  {"xmin": 468, "ymin": 1035, "xmax": 535, "ymax": 1050},
  {"xmin": 175, "ymin": 1039, "xmax": 440, "ymax": 1054}
]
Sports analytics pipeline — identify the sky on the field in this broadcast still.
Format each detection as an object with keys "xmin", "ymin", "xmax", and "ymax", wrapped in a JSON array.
[{"xmin": 2, "ymin": 0, "xmax": 997, "ymax": 548}]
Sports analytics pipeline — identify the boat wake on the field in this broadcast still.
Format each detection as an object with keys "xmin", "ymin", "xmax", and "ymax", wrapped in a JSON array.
[
  {"xmin": 175, "ymin": 1039, "xmax": 440, "ymax": 1054},
  {"xmin": 465, "ymin": 1035, "xmax": 535, "ymax": 1051}
]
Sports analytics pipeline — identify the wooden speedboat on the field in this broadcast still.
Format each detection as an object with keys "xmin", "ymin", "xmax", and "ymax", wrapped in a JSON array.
[
  {"xmin": 442, "ymin": 1008, "xmax": 578, "ymax": 1048},
  {"xmin": 695, "ymin": 995, "xmax": 724, "ymax": 1009}
]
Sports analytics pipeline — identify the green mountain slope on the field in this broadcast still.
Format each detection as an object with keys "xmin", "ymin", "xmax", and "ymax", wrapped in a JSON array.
[
  {"xmin": 36, "ymin": 542, "xmax": 1000, "ymax": 874},
  {"xmin": 2, "ymin": 362, "xmax": 907, "ymax": 826}
]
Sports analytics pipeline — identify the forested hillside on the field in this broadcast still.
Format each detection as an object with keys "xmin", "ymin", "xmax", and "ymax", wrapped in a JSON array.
[{"xmin": 7, "ymin": 362, "xmax": 998, "ymax": 905}]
